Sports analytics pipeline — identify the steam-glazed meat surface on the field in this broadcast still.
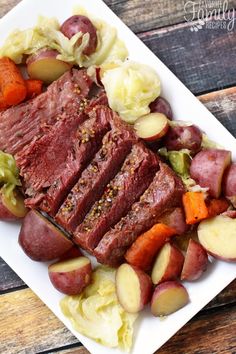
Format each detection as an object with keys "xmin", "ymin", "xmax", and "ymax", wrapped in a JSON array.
[
  {"xmin": 74, "ymin": 143, "xmax": 160, "ymax": 252},
  {"xmin": 31, "ymin": 106, "xmax": 113, "ymax": 215},
  {"xmin": 0, "ymin": 69, "xmax": 93, "ymax": 155},
  {"xmin": 56, "ymin": 126, "xmax": 137, "ymax": 232},
  {"xmin": 94, "ymin": 163, "xmax": 185, "ymax": 266}
]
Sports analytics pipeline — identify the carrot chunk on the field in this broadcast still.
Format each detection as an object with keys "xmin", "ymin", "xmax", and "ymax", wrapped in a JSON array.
[
  {"xmin": 25, "ymin": 79, "xmax": 43, "ymax": 99},
  {"xmin": 0, "ymin": 57, "xmax": 26, "ymax": 106},
  {"xmin": 125, "ymin": 223, "xmax": 176, "ymax": 271},
  {"xmin": 206, "ymin": 198, "xmax": 229, "ymax": 218},
  {"xmin": 182, "ymin": 191, "xmax": 209, "ymax": 225},
  {"xmin": 0, "ymin": 92, "xmax": 9, "ymax": 110}
]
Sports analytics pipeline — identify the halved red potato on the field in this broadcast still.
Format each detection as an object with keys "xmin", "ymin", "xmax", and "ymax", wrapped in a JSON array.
[
  {"xmin": 151, "ymin": 243, "xmax": 184, "ymax": 285},
  {"xmin": 19, "ymin": 210, "xmax": 73, "ymax": 261},
  {"xmin": 134, "ymin": 113, "xmax": 169, "ymax": 142},
  {"xmin": 48, "ymin": 256, "xmax": 92, "ymax": 295},
  {"xmin": 27, "ymin": 49, "xmax": 72, "ymax": 84},
  {"xmin": 151, "ymin": 281, "xmax": 189, "ymax": 316},
  {"xmin": 116, "ymin": 263, "xmax": 152, "ymax": 313},
  {"xmin": 198, "ymin": 215, "xmax": 236, "ymax": 262},
  {"xmin": 190, "ymin": 149, "xmax": 231, "ymax": 198},
  {"xmin": 223, "ymin": 163, "xmax": 236, "ymax": 207},
  {"xmin": 149, "ymin": 97, "xmax": 173, "ymax": 120},
  {"xmin": 60, "ymin": 15, "xmax": 98, "ymax": 55},
  {"xmin": 164, "ymin": 125, "xmax": 202, "ymax": 154},
  {"xmin": 0, "ymin": 190, "xmax": 27, "ymax": 221},
  {"xmin": 181, "ymin": 239, "xmax": 208, "ymax": 281},
  {"xmin": 157, "ymin": 207, "xmax": 189, "ymax": 235}
]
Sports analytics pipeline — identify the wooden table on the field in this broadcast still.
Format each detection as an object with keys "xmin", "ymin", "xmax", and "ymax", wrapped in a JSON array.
[{"xmin": 0, "ymin": 1, "xmax": 236, "ymax": 353}]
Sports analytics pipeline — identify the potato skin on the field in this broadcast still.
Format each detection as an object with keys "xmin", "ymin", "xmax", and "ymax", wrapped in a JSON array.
[
  {"xmin": 116, "ymin": 263, "xmax": 152, "ymax": 313},
  {"xmin": 48, "ymin": 260, "xmax": 92, "ymax": 295},
  {"xmin": 164, "ymin": 125, "xmax": 202, "ymax": 153},
  {"xmin": 19, "ymin": 210, "xmax": 73, "ymax": 261},
  {"xmin": 60, "ymin": 15, "xmax": 98, "ymax": 55},
  {"xmin": 157, "ymin": 207, "xmax": 189, "ymax": 235},
  {"xmin": 190, "ymin": 149, "xmax": 231, "ymax": 198},
  {"xmin": 151, "ymin": 280, "xmax": 189, "ymax": 316},
  {"xmin": 149, "ymin": 97, "xmax": 173, "ymax": 120},
  {"xmin": 151, "ymin": 243, "xmax": 184, "ymax": 285},
  {"xmin": 0, "ymin": 196, "xmax": 19, "ymax": 221},
  {"xmin": 181, "ymin": 239, "xmax": 208, "ymax": 281},
  {"xmin": 223, "ymin": 163, "xmax": 236, "ymax": 207}
]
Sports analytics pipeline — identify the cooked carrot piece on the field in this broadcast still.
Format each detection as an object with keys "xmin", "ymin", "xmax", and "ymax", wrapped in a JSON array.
[
  {"xmin": 0, "ymin": 92, "xmax": 9, "ymax": 110},
  {"xmin": 25, "ymin": 79, "xmax": 43, "ymax": 99},
  {"xmin": 0, "ymin": 57, "xmax": 26, "ymax": 106},
  {"xmin": 206, "ymin": 198, "xmax": 229, "ymax": 218},
  {"xmin": 125, "ymin": 223, "xmax": 177, "ymax": 271},
  {"xmin": 182, "ymin": 191, "xmax": 209, "ymax": 225}
]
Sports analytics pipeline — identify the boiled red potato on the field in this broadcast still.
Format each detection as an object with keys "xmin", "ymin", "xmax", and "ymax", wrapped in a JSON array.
[
  {"xmin": 116, "ymin": 263, "xmax": 152, "ymax": 313},
  {"xmin": 190, "ymin": 149, "xmax": 231, "ymax": 198},
  {"xmin": 27, "ymin": 48, "xmax": 72, "ymax": 84},
  {"xmin": 59, "ymin": 245, "xmax": 83, "ymax": 261},
  {"xmin": 151, "ymin": 281, "xmax": 189, "ymax": 316},
  {"xmin": 151, "ymin": 243, "xmax": 184, "ymax": 285},
  {"xmin": 19, "ymin": 210, "xmax": 73, "ymax": 261},
  {"xmin": 181, "ymin": 239, "xmax": 208, "ymax": 281},
  {"xmin": 223, "ymin": 163, "xmax": 236, "ymax": 207},
  {"xmin": 157, "ymin": 207, "xmax": 189, "ymax": 235},
  {"xmin": 198, "ymin": 215, "xmax": 236, "ymax": 262},
  {"xmin": 134, "ymin": 113, "xmax": 169, "ymax": 142},
  {"xmin": 149, "ymin": 97, "xmax": 173, "ymax": 120},
  {"xmin": 0, "ymin": 190, "xmax": 27, "ymax": 221},
  {"xmin": 164, "ymin": 125, "xmax": 202, "ymax": 154},
  {"xmin": 48, "ymin": 256, "xmax": 92, "ymax": 295},
  {"xmin": 60, "ymin": 15, "xmax": 98, "ymax": 55}
]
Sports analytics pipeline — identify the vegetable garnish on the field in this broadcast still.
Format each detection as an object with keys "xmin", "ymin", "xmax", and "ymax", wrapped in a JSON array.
[
  {"xmin": 0, "ymin": 12, "xmax": 128, "ymax": 69},
  {"xmin": 182, "ymin": 191, "xmax": 209, "ymax": 225},
  {"xmin": 125, "ymin": 223, "xmax": 177, "ymax": 271},
  {"xmin": 101, "ymin": 61, "xmax": 161, "ymax": 123},
  {"xmin": 0, "ymin": 150, "xmax": 22, "ymax": 207},
  {"xmin": 25, "ymin": 79, "xmax": 43, "ymax": 99},
  {"xmin": 60, "ymin": 266, "xmax": 137, "ymax": 352},
  {"xmin": 0, "ymin": 57, "xmax": 26, "ymax": 106}
]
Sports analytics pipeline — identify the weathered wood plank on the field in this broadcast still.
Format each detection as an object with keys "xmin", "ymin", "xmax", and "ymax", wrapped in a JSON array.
[
  {"xmin": 139, "ymin": 15, "xmax": 236, "ymax": 94},
  {"xmin": 0, "ymin": 0, "xmax": 20, "ymax": 18},
  {"xmin": 1, "ymin": 0, "xmax": 236, "ymax": 33},
  {"xmin": 157, "ymin": 304, "xmax": 236, "ymax": 354},
  {"xmin": 1, "ymin": 287, "xmax": 236, "ymax": 354},
  {"xmin": 0, "ymin": 289, "xmax": 78, "ymax": 354},
  {"xmin": 199, "ymin": 86, "xmax": 236, "ymax": 137},
  {"xmin": 0, "ymin": 258, "xmax": 24, "ymax": 292}
]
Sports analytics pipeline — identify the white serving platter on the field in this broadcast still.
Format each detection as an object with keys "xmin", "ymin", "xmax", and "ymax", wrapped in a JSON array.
[{"xmin": 0, "ymin": 1, "xmax": 235, "ymax": 353}]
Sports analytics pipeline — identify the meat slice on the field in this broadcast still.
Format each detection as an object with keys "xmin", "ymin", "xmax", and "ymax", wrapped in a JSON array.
[
  {"xmin": 0, "ymin": 69, "xmax": 93, "ymax": 155},
  {"xmin": 56, "ymin": 126, "xmax": 136, "ymax": 232},
  {"xmin": 73, "ymin": 143, "xmax": 160, "ymax": 252},
  {"xmin": 38, "ymin": 105, "xmax": 114, "ymax": 216},
  {"xmin": 16, "ymin": 112, "xmax": 87, "ymax": 197},
  {"xmin": 94, "ymin": 163, "xmax": 185, "ymax": 266}
]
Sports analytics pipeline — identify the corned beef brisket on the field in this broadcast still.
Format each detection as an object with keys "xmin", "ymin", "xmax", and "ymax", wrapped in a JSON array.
[{"xmin": 1, "ymin": 68, "xmax": 185, "ymax": 266}]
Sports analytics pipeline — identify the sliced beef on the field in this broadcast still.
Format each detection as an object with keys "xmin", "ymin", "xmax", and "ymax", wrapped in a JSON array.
[
  {"xmin": 16, "ymin": 112, "xmax": 87, "ymax": 197},
  {"xmin": 38, "ymin": 105, "xmax": 114, "ymax": 216},
  {"xmin": 94, "ymin": 163, "xmax": 185, "ymax": 266},
  {"xmin": 86, "ymin": 90, "xmax": 108, "ymax": 113},
  {"xmin": 0, "ymin": 69, "xmax": 93, "ymax": 155},
  {"xmin": 56, "ymin": 126, "xmax": 136, "ymax": 232},
  {"xmin": 74, "ymin": 143, "xmax": 160, "ymax": 252}
]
